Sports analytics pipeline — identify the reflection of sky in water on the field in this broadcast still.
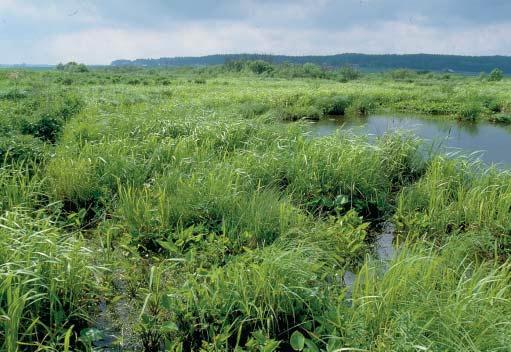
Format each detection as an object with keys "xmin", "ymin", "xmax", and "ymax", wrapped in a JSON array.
[{"xmin": 306, "ymin": 115, "xmax": 511, "ymax": 167}]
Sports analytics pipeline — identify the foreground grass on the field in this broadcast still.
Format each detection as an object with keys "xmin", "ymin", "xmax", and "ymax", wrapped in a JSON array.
[{"xmin": 1, "ymin": 67, "xmax": 511, "ymax": 351}]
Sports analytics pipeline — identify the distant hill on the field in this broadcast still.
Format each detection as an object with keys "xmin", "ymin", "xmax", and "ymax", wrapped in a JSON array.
[
  {"xmin": 0, "ymin": 64, "xmax": 54, "ymax": 69},
  {"xmin": 111, "ymin": 53, "xmax": 511, "ymax": 74}
]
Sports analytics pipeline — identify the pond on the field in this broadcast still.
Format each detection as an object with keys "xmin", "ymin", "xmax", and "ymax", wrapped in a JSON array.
[{"xmin": 305, "ymin": 114, "xmax": 511, "ymax": 167}]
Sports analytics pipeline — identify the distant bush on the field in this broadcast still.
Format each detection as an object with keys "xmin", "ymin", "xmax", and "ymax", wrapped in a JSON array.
[
  {"xmin": 488, "ymin": 68, "xmax": 504, "ymax": 82},
  {"xmin": 127, "ymin": 78, "xmax": 141, "ymax": 85},
  {"xmin": 337, "ymin": 65, "xmax": 362, "ymax": 82},
  {"xmin": 57, "ymin": 61, "xmax": 89, "ymax": 73},
  {"xmin": 389, "ymin": 69, "xmax": 416, "ymax": 80},
  {"xmin": 224, "ymin": 59, "xmax": 246, "ymax": 72},
  {"xmin": 315, "ymin": 95, "xmax": 352, "ymax": 115},
  {"xmin": 302, "ymin": 63, "xmax": 324, "ymax": 78},
  {"xmin": 248, "ymin": 60, "xmax": 274, "ymax": 75}
]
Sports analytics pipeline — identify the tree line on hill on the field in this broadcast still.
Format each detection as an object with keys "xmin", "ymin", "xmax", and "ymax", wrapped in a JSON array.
[{"xmin": 111, "ymin": 53, "xmax": 511, "ymax": 74}]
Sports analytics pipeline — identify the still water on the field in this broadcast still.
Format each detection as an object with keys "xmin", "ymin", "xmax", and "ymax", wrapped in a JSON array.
[{"xmin": 306, "ymin": 114, "xmax": 511, "ymax": 167}]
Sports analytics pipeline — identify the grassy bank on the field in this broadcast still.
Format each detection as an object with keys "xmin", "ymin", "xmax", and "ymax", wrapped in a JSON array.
[{"xmin": 1, "ymin": 66, "xmax": 511, "ymax": 351}]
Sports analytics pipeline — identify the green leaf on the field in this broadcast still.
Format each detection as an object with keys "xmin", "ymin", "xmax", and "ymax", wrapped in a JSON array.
[
  {"xmin": 160, "ymin": 321, "xmax": 179, "ymax": 333},
  {"xmin": 290, "ymin": 331, "xmax": 305, "ymax": 351},
  {"xmin": 304, "ymin": 338, "xmax": 320, "ymax": 352}
]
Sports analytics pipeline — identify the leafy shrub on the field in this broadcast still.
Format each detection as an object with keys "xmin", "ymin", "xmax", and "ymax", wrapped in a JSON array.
[
  {"xmin": 337, "ymin": 65, "xmax": 361, "ymax": 82},
  {"xmin": 389, "ymin": 69, "xmax": 416, "ymax": 80},
  {"xmin": 321, "ymin": 95, "xmax": 352, "ymax": 115},
  {"xmin": 300, "ymin": 210, "xmax": 368, "ymax": 269},
  {"xmin": 127, "ymin": 78, "xmax": 141, "ymax": 85},
  {"xmin": 224, "ymin": 59, "xmax": 247, "ymax": 72},
  {"xmin": 488, "ymin": 68, "xmax": 504, "ymax": 82},
  {"xmin": 249, "ymin": 60, "xmax": 274, "ymax": 75},
  {"xmin": 57, "ymin": 61, "xmax": 89, "ymax": 73},
  {"xmin": 302, "ymin": 63, "xmax": 324, "ymax": 78}
]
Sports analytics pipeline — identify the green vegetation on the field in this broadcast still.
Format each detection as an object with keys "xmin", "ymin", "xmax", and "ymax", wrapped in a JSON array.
[
  {"xmin": 1, "ymin": 65, "xmax": 511, "ymax": 351},
  {"xmin": 112, "ymin": 53, "xmax": 511, "ymax": 74}
]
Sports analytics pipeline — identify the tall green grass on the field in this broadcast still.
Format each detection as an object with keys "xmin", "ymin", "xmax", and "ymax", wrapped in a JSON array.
[
  {"xmin": 0, "ymin": 209, "xmax": 103, "ymax": 351},
  {"xmin": 395, "ymin": 157, "xmax": 511, "ymax": 254},
  {"xmin": 325, "ymin": 238, "xmax": 511, "ymax": 351},
  {"xmin": 1, "ymin": 67, "xmax": 511, "ymax": 351}
]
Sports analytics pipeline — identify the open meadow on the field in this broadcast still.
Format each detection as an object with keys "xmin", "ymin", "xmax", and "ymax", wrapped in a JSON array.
[{"xmin": 1, "ymin": 63, "xmax": 511, "ymax": 351}]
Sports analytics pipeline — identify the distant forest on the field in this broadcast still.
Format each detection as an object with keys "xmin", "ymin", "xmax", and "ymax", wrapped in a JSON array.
[{"xmin": 111, "ymin": 53, "xmax": 511, "ymax": 74}]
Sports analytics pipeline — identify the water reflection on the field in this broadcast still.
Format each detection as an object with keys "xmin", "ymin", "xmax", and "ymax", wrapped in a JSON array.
[{"xmin": 306, "ymin": 114, "xmax": 511, "ymax": 167}]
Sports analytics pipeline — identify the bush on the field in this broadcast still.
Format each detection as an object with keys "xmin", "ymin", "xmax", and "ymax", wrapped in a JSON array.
[
  {"xmin": 317, "ymin": 95, "xmax": 351, "ymax": 115},
  {"xmin": 488, "ymin": 68, "xmax": 504, "ymax": 82},
  {"xmin": 389, "ymin": 69, "xmax": 416, "ymax": 80},
  {"xmin": 57, "ymin": 61, "xmax": 89, "ymax": 73},
  {"xmin": 338, "ymin": 65, "xmax": 361, "ymax": 82},
  {"xmin": 302, "ymin": 63, "xmax": 324, "ymax": 78},
  {"xmin": 224, "ymin": 60, "xmax": 247, "ymax": 72},
  {"xmin": 249, "ymin": 60, "xmax": 274, "ymax": 75}
]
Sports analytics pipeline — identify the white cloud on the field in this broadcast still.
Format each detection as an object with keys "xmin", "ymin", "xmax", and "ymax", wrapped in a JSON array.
[
  {"xmin": 0, "ymin": 0, "xmax": 98, "ymax": 24},
  {"xmin": 42, "ymin": 21, "xmax": 511, "ymax": 64}
]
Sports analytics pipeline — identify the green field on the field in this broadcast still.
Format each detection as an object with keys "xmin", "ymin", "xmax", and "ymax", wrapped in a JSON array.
[{"xmin": 1, "ymin": 65, "xmax": 511, "ymax": 351}]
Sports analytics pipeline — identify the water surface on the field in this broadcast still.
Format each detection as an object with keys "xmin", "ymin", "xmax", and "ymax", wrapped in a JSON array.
[{"xmin": 306, "ymin": 114, "xmax": 511, "ymax": 167}]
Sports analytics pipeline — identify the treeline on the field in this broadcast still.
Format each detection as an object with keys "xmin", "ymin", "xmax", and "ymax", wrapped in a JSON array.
[
  {"xmin": 111, "ymin": 53, "xmax": 511, "ymax": 74},
  {"xmin": 222, "ymin": 60, "xmax": 361, "ymax": 81}
]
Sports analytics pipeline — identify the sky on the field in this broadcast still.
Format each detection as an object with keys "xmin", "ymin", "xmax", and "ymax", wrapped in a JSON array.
[{"xmin": 1, "ymin": 0, "xmax": 511, "ymax": 64}]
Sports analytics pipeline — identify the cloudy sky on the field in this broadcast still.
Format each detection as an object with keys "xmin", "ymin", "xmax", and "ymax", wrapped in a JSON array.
[{"xmin": 1, "ymin": 0, "xmax": 511, "ymax": 64}]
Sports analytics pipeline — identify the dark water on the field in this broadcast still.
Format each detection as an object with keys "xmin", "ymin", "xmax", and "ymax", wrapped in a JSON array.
[{"xmin": 306, "ymin": 114, "xmax": 511, "ymax": 167}]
